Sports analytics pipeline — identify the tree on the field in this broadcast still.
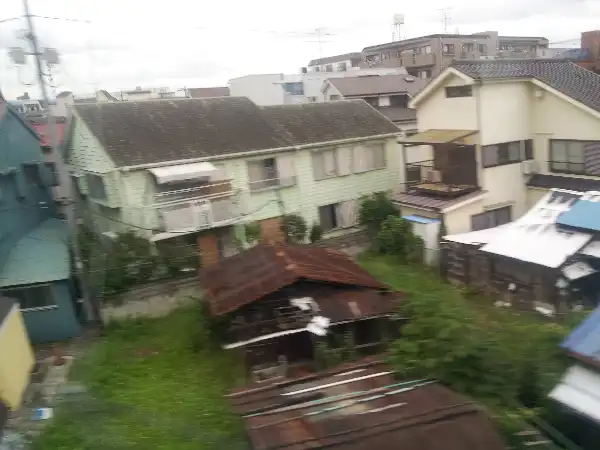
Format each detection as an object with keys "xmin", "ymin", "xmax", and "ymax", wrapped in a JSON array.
[
  {"xmin": 374, "ymin": 216, "xmax": 424, "ymax": 262},
  {"xmin": 243, "ymin": 222, "xmax": 261, "ymax": 246},
  {"xmin": 280, "ymin": 214, "xmax": 307, "ymax": 244},
  {"xmin": 309, "ymin": 223, "xmax": 323, "ymax": 243},
  {"xmin": 358, "ymin": 192, "xmax": 398, "ymax": 237}
]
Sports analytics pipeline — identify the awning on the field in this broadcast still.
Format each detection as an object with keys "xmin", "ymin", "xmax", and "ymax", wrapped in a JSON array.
[
  {"xmin": 399, "ymin": 129, "xmax": 478, "ymax": 146},
  {"xmin": 149, "ymin": 162, "xmax": 218, "ymax": 184}
]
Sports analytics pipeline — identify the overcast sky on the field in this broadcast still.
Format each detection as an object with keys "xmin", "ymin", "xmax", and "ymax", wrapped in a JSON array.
[{"xmin": 0, "ymin": 0, "xmax": 597, "ymax": 99}]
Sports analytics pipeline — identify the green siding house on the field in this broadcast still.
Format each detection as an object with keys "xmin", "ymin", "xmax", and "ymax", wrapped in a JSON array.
[
  {"xmin": 68, "ymin": 97, "xmax": 402, "ymax": 265},
  {"xmin": 0, "ymin": 98, "xmax": 80, "ymax": 343}
]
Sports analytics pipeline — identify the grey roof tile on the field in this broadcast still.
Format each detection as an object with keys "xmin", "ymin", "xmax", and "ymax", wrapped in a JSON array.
[
  {"xmin": 452, "ymin": 59, "xmax": 600, "ymax": 113},
  {"xmin": 328, "ymin": 74, "xmax": 429, "ymax": 98}
]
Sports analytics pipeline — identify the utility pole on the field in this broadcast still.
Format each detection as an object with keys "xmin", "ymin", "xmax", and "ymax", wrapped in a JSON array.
[{"xmin": 21, "ymin": 0, "xmax": 100, "ymax": 325}]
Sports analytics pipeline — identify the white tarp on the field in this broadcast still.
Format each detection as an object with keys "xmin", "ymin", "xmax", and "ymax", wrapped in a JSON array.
[
  {"xmin": 443, "ymin": 224, "xmax": 510, "ymax": 246},
  {"xmin": 480, "ymin": 189, "xmax": 592, "ymax": 268},
  {"xmin": 549, "ymin": 365, "xmax": 600, "ymax": 424},
  {"xmin": 149, "ymin": 162, "xmax": 218, "ymax": 184}
]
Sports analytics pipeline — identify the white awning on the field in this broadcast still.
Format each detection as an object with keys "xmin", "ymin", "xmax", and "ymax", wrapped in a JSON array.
[{"xmin": 149, "ymin": 162, "xmax": 218, "ymax": 184}]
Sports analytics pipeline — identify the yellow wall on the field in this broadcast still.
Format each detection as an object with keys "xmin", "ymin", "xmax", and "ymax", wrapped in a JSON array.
[{"xmin": 0, "ymin": 306, "xmax": 35, "ymax": 409}]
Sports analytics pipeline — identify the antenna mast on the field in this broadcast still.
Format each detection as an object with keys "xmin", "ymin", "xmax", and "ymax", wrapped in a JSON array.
[{"xmin": 392, "ymin": 14, "xmax": 404, "ymax": 42}]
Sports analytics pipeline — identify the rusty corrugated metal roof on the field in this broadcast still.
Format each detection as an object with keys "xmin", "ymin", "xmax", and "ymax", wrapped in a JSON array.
[
  {"xmin": 200, "ymin": 242, "xmax": 389, "ymax": 316},
  {"xmin": 229, "ymin": 359, "xmax": 506, "ymax": 450}
]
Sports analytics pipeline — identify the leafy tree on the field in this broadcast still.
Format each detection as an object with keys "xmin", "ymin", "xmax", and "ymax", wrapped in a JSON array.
[
  {"xmin": 243, "ymin": 222, "xmax": 261, "ymax": 246},
  {"xmin": 358, "ymin": 192, "xmax": 398, "ymax": 237},
  {"xmin": 280, "ymin": 214, "xmax": 307, "ymax": 244},
  {"xmin": 309, "ymin": 223, "xmax": 324, "ymax": 243}
]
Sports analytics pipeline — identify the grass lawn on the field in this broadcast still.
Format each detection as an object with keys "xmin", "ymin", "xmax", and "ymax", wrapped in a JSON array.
[{"xmin": 33, "ymin": 307, "xmax": 248, "ymax": 450}]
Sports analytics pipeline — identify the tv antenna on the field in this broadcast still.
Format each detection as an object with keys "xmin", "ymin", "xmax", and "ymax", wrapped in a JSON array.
[
  {"xmin": 438, "ymin": 7, "xmax": 453, "ymax": 33},
  {"xmin": 392, "ymin": 14, "xmax": 404, "ymax": 42}
]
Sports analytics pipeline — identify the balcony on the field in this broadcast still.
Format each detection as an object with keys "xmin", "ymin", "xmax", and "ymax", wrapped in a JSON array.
[
  {"xmin": 153, "ymin": 180, "xmax": 234, "ymax": 204},
  {"xmin": 402, "ymin": 53, "xmax": 436, "ymax": 68},
  {"xmin": 406, "ymin": 159, "xmax": 478, "ymax": 198},
  {"xmin": 249, "ymin": 176, "xmax": 297, "ymax": 192},
  {"xmin": 157, "ymin": 196, "xmax": 239, "ymax": 233}
]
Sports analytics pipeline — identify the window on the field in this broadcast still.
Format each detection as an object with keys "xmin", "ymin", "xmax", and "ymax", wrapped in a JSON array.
[
  {"xmin": 247, "ymin": 158, "xmax": 279, "ymax": 190},
  {"xmin": 1, "ymin": 285, "xmax": 56, "ymax": 310},
  {"xmin": 312, "ymin": 149, "xmax": 338, "ymax": 180},
  {"xmin": 443, "ymin": 44, "xmax": 455, "ymax": 54},
  {"xmin": 337, "ymin": 62, "xmax": 347, "ymax": 72},
  {"xmin": 282, "ymin": 82, "xmax": 304, "ymax": 95},
  {"xmin": 86, "ymin": 173, "xmax": 107, "ymax": 199},
  {"xmin": 325, "ymin": 65, "xmax": 333, "ymax": 72},
  {"xmin": 364, "ymin": 97, "xmax": 378, "ymax": 107},
  {"xmin": 462, "ymin": 43, "xmax": 475, "ymax": 52},
  {"xmin": 45, "ymin": 162, "xmax": 60, "ymax": 186},
  {"xmin": 318, "ymin": 200, "xmax": 358, "ymax": 232},
  {"xmin": 481, "ymin": 140, "xmax": 533, "ymax": 168},
  {"xmin": 353, "ymin": 144, "xmax": 386, "ymax": 173},
  {"xmin": 22, "ymin": 163, "xmax": 43, "ymax": 186},
  {"xmin": 471, "ymin": 206, "xmax": 512, "ymax": 231},
  {"xmin": 390, "ymin": 95, "xmax": 408, "ymax": 107},
  {"xmin": 413, "ymin": 47, "xmax": 422, "ymax": 55},
  {"xmin": 549, "ymin": 140, "xmax": 600, "ymax": 175},
  {"xmin": 478, "ymin": 43, "xmax": 488, "ymax": 53},
  {"xmin": 445, "ymin": 86, "xmax": 472, "ymax": 98},
  {"xmin": 424, "ymin": 45, "xmax": 432, "ymax": 54},
  {"xmin": 329, "ymin": 94, "xmax": 341, "ymax": 101},
  {"xmin": 418, "ymin": 70, "xmax": 432, "ymax": 79}
]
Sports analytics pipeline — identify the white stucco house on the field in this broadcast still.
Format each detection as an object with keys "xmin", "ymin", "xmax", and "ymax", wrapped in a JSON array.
[{"xmin": 392, "ymin": 59, "xmax": 600, "ymax": 238}]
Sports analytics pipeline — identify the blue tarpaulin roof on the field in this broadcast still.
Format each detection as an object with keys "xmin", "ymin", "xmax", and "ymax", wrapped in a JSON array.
[
  {"xmin": 402, "ymin": 215, "xmax": 440, "ymax": 224},
  {"xmin": 0, "ymin": 218, "xmax": 70, "ymax": 288},
  {"xmin": 556, "ymin": 200, "xmax": 600, "ymax": 232},
  {"xmin": 560, "ymin": 306, "xmax": 600, "ymax": 363}
]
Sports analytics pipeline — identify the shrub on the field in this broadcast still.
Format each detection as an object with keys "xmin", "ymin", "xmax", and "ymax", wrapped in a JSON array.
[
  {"xmin": 280, "ymin": 214, "xmax": 307, "ymax": 243},
  {"xmin": 358, "ymin": 192, "xmax": 398, "ymax": 237},
  {"xmin": 374, "ymin": 216, "xmax": 424, "ymax": 262},
  {"xmin": 243, "ymin": 222, "xmax": 261, "ymax": 246},
  {"xmin": 309, "ymin": 223, "xmax": 324, "ymax": 243}
]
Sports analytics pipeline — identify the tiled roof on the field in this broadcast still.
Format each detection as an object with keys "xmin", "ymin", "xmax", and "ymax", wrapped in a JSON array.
[
  {"xmin": 392, "ymin": 189, "xmax": 485, "ymax": 211},
  {"xmin": 377, "ymin": 106, "xmax": 416, "ymax": 123},
  {"xmin": 200, "ymin": 242, "xmax": 389, "ymax": 316},
  {"xmin": 527, "ymin": 174, "xmax": 600, "ymax": 192},
  {"xmin": 328, "ymin": 75, "xmax": 429, "ymax": 98},
  {"xmin": 229, "ymin": 359, "xmax": 506, "ymax": 450},
  {"xmin": 452, "ymin": 59, "xmax": 600, "ymax": 113},
  {"xmin": 74, "ymin": 97, "xmax": 289, "ymax": 167},
  {"xmin": 308, "ymin": 52, "xmax": 362, "ymax": 67},
  {"xmin": 187, "ymin": 87, "xmax": 230, "ymax": 98},
  {"xmin": 75, "ymin": 98, "xmax": 398, "ymax": 167},
  {"xmin": 260, "ymin": 100, "xmax": 399, "ymax": 146}
]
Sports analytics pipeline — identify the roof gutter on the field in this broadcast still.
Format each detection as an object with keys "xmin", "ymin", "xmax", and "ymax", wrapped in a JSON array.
[{"xmin": 119, "ymin": 132, "xmax": 402, "ymax": 171}]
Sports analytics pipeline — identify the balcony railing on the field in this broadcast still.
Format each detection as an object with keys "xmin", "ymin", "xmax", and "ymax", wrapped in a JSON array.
[
  {"xmin": 249, "ymin": 176, "xmax": 297, "ymax": 192},
  {"xmin": 402, "ymin": 53, "xmax": 436, "ymax": 67},
  {"xmin": 406, "ymin": 160, "xmax": 478, "ymax": 198},
  {"xmin": 153, "ymin": 180, "xmax": 234, "ymax": 205},
  {"xmin": 157, "ymin": 196, "xmax": 238, "ymax": 233}
]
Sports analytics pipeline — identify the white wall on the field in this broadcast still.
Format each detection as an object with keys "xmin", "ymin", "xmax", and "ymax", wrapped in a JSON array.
[{"xmin": 228, "ymin": 74, "xmax": 288, "ymax": 105}]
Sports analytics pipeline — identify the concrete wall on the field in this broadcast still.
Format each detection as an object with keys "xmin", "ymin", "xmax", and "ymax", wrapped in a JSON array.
[
  {"xmin": 0, "ymin": 305, "xmax": 34, "ymax": 409},
  {"xmin": 228, "ymin": 74, "xmax": 288, "ymax": 106}
]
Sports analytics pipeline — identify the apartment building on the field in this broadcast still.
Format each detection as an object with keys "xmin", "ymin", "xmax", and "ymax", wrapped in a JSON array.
[
  {"xmin": 68, "ymin": 97, "xmax": 401, "ymax": 266},
  {"xmin": 362, "ymin": 31, "xmax": 549, "ymax": 78},
  {"xmin": 307, "ymin": 52, "xmax": 363, "ymax": 73}
]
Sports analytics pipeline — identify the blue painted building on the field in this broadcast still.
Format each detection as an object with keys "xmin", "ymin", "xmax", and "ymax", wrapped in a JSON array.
[{"xmin": 0, "ymin": 98, "xmax": 80, "ymax": 343}]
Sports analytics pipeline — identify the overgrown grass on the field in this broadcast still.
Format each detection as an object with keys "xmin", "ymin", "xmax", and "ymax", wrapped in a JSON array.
[{"xmin": 33, "ymin": 307, "xmax": 248, "ymax": 450}]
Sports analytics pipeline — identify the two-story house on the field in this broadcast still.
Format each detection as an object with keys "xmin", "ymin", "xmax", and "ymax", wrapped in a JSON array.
[
  {"xmin": 321, "ymin": 74, "xmax": 429, "ymax": 133},
  {"xmin": 392, "ymin": 59, "xmax": 600, "ymax": 239},
  {"xmin": 0, "ymin": 97, "xmax": 80, "ymax": 343},
  {"xmin": 68, "ymin": 97, "xmax": 401, "ymax": 266}
]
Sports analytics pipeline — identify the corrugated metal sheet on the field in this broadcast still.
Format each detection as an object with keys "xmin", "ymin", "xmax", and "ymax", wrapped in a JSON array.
[
  {"xmin": 560, "ymin": 305, "xmax": 600, "ymax": 367},
  {"xmin": 549, "ymin": 365, "xmax": 600, "ymax": 423},
  {"xmin": 229, "ymin": 360, "xmax": 506, "ymax": 450},
  {"xmin": 392, "ymin": 190, "xmax": 485, "ymax": 211},
  {"xmin": 200, "ymin": 243, "xmax": 390, "ymax": 316},
  {"xmin": 398, "ymin": 129, "xmax": 477, "ymax": 145}
]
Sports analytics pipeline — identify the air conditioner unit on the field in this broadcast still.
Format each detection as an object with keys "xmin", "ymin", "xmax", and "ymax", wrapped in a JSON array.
[
  {"xmin": 521, "ymin": 160, "xmax": 540, "ymax": 175},
  {"xmin": 426, "ymin": 169, "xmax": 442, "ymax": 183}
]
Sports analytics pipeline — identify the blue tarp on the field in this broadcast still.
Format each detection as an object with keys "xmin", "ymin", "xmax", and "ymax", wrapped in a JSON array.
[
  {"xmin": 561, "ymin": 306, "xmax": 600, "ymax": 363},
  {"xmin": 557, "ymin": 200, "xmax": 600, "ymax": 232}
]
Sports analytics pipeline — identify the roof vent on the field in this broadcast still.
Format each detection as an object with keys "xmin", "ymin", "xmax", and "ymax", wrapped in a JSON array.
[{"xmin": 404, "ymin": 76, "xmax": 416, "ymax": 82}]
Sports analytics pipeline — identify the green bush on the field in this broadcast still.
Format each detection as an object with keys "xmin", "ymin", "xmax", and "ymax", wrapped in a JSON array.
[
  {"xmin": 243, "ymin": 222, "xmax": 261, "ymax": 246},
  {"xmin": 358, "ymin": 192, "xmax": 398, "ymax": 237},
  {"xmin": 309, "ymin": 223, "xmax": 324, "ymax": 243},
  {"xmin": 280, "ymin": 214, "xmax": 307, "ymax": 243},
  {"xmin": 374, "ymin": 216, "xmax": 424, "ymax": 262}
]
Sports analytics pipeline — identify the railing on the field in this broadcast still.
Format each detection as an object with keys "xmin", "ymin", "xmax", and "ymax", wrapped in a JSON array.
[
  {"xmin": 402, "ymin": 53, "xmax": 436, "ymax": 67},
  {"xmin": 157, "ymin": 196, "xmax": 238, "ymax": 233},
  {"xmin": 249, "ymin": 176, "xmax": 297, "ymax": 192},
  {"xmin": 153, "ymin": 180, "xmax": 234, "ymax": 204},
  {"xmin": 405, "ymin": 160, "xmax": 478, "ymax": 197}
]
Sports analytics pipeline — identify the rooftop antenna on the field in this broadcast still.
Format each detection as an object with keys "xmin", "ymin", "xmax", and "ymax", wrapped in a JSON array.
[
  {"xmin": 392, "ymin": 14, "xmax": 404, "ymax": 42},
  {"xmin": 438, "ymin": 7, "xmax": 453, "ymax": 33}
]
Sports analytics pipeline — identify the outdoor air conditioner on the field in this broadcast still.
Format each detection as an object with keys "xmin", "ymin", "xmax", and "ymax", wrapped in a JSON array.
[
  {"xmin": 521, "ymin": 160, "xmax": 540, "ymax": 175},
  {"xmin": 426, "ymin": 169, "xmax": 442, "ymax": 183}
]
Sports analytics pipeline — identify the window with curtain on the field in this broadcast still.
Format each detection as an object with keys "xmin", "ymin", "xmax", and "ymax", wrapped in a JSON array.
[
  {"xmin": 1, "ymin": 285, "xmax": 56, "ymax": 310},
  {"xmin": 318, "ymin": 200, "xmax": 358, "ymax": 232},
  {"xmin": 247, "ymin": 158, "xmax": 279, "ymax": 191},
  {"xmin": 549, "ymin": 140, "xmax": 600, "ymax": 175},
  {"xmin": 312, "ymin": 150, "xmax": 337, "ymax": 180},
  {"xmin": 471, "ymin": 206, "xmax": 512, "ymax": 231},
  {"xmin": 481, "ymin": 140, "xmax": 533, "ymax": 168}
]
